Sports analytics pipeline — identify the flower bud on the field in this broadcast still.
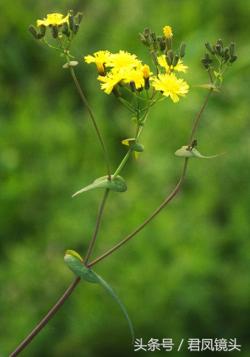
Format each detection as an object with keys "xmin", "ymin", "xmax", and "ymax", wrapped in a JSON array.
[
  {"xmin": 229, "ymin": 55, "xmax": 238, "ymax": 63},
  {"xmin": 157, "ymin": 36, "xmax": 166, "ymax": 51},
  {"xmin": 172, "ymin": 54, "xmax": 179, "ymax": 67},
  {"xmin": 28, "ymin": 25, "xmax": 39, "ymax": 39},
  {"xmin": 51, "ymin": 25, "xmax": 59, "ymax": 38},
  {"xmin": 75, "ymin": 12, "xmax": 83, "ymax": 25},
  {"xmin": 179, "ymin": 42, "xmax": 186, "ymax": 58},
  {"xmin": 205, "ymin": 42, "xmax": 214, "ymax": 55},
  {"xmin": 62, "ymin": 23, "xmax": 70, "ymax": 37},
  {"xmin": 69, "ymin": 13, "xmax": 76, "ymax": 32},
  {"xmin": 229, "ymin": 42, "xmax": 235, "ymax": 56},
  {"xmin": 166, "ymin": 50, "xmax": 174, "ymax": 66}
]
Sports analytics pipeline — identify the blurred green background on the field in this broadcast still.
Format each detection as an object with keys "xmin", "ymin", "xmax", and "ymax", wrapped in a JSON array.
[{"xmin": 0, "ymin": 0, "xmax": 249, "ymax": 356}]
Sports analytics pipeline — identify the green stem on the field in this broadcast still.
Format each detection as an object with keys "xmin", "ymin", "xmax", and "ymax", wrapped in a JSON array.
[
  {"xmin": 89, "ymin": 88, "xmax": 214, "ymax": 266},
  {"xmin": 68, "ymin": 62, "xmax": 112, "ymax": 178},
  {"xmin": 9, "ymin": 277, "xmax": 81, "ymax": 357},
  {"xmin": 88, "ymin": 159, "xmax": 188, "ymax": 267},
  {"xmin": 84, "ymin": 189, "xmax": 110, "ymax": 265},
  {"xmin": 188, "ymin": 88, "xmax": 213, "ymax": 146}
]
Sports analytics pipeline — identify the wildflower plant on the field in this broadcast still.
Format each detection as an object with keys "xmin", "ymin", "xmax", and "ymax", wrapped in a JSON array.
[{"xmin": 10, "ymin": 9, "xmax": 238, "ymax": 356}]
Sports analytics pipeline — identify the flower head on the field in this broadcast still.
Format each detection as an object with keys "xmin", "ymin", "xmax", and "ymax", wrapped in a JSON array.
[
  {"xmin": 36, "ymin": 13, "xmax": 69, "ymax": 27},
  {"xmin": 98, "ymin": 71, "xmax": 123, "ymax": 94},
  {"xmin": 151, "ymin": 73, "xmax": 189, "ymax": 103},
  {"xmin": 163, "ymin": 25, "xmax": 173, "ymax": 39},
  {"xmin": 84, "ymin": 50, "xmax": 111, "ymax": 75},
  {"xmin": 157, "ymin": 55, "xmax": 188, "ymax": 73},
  {"xmin": 106, "ymin": 50, "xmax": 141, "ymax": 70}
]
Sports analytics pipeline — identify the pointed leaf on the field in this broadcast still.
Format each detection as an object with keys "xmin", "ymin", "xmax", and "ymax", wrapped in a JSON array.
[
  {"xmin": 72, "ymin": 175, "xmax": 127, "ymax": 197},
  {"xmin": 93, "ymin": 272, "xmax": 135, "ymax": 342},
  {"xmin": 175, "ymin": 145, "xmax": 222, "ymax": 159},
  {"xmin": 64, "ymin": 250, "xmax": 134, "ymax": 341}
]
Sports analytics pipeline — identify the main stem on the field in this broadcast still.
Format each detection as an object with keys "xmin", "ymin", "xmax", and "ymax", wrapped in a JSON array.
[
  {"xmin": 69, "ymin": 65, "xmax": 111, "ymax": 178},
  {"xmin": 9, "ymin": 87, "xmax": 213, "ymax": 356},
  {"xmin": 9, "ymin": 277, "xmax": 80, "ymax": 357}
]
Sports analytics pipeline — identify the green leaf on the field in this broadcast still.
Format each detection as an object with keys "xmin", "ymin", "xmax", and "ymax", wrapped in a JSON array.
[
  {"xmin": 93, "ymin": 272, "xmax": 135, "ymax": 342},
  {"xmin": 64, "ymin": 251, "xmax": 99, "ymax": 283},
  {"xmin": 72, "ymin": 175, "xmax": 127, "ymax": 197},
  {"xmin": 175, "ymin": 146, "xmax": 222, "ymax": 159},
  {"xmin": 64, "ymin": 250, "xmax": 135, "ymax": 341}
]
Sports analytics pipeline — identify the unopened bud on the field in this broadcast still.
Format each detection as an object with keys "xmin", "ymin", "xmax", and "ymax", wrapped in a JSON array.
[
  {"xmin": 172, "ymin": 54, "xmax": 179, "ymax": 67},
  {"xmin": 166, "ymin": 50, "xmax": 174, "ymax": 66},
  {"xmin": 229, "ymin": 55, "xmax": 238, "ymax": 63},
  {"xmin": 28, "ymin": 25, "xmax": 39, "ymax": 39},
  {"xmin": 205, "ymin": 42, "xmax": 214, "ymax": 55},
  {"xmin": 51, "ymin": 25, "xmax": 58, "ymax": 39},
  {"xmin": 229, "ymin": 42, "xmax": 235, "ymax": 56},
  {"xmin": 69, "ymin": 14, "xmax": 76, "ymax": 32},
  {"xmin": 62, "ymin": 23, "xmax": 70, "ymax": 37},
  {"xmin": 75, "ymin": 12, "xmax": 83, "ymax": 24},
  {"xmin": 179, "ymin": 42, "xmax": 186, "ymax": 58}
]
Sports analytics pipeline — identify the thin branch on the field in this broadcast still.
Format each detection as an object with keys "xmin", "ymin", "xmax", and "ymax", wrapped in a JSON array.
[
  {"xmin": 89, "ymin": 88, "xmax": 214, "ymax": 266},
  {"xmin": 84, "ymin": 189, "xmax": 110, "ymax": 264},
  {"xmin": 188, "ymin": 88, "xmax": 213, "ymax": 146},
  {"xmin": 88, "ymin": 159, "xmax": 188, "ymax": 267},
  {"xmin": 69, "ymin": 65, "xmax": 112, "ymax": 178},
  {"xmin": 9, "ymin": 277, "xmax": 80, "ymax": 357}
]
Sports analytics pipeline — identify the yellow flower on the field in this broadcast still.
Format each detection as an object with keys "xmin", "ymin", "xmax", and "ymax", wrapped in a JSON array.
[
  {"xmin": 163, "ymin": 25, "xmax": 173, "ymax": 39},
  {"xmin": 157, "ymin": 55, "xmax": 188, "ymax": 73},
  {"xmin": 36, "ymin": 13, "xmax": 69, "ymax": 27},
  {"xmin": 151, "ymin": 73, "xmax": 189, "ymax": 103},
  {"xmin": 106, "ymin": 50, "xmax": 141, "ymax": 70},
  {"xmin": 84, "ymin": 50, "xmax": 111, "ymax": 75},
  {"xmin": 98, "ymin": 71, "xmax": 123, "ymax": 94},
  {"xmin": 121, "ymin": 68, "xmax": 145, "ymax": 89}
]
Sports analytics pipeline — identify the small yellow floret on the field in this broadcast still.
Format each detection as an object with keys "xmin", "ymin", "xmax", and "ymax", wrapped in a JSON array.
[
  {"xmin": 163, "ymin": 25, "xmax": 173, "ymax": 39},
  {"xmin": 36, "ymin": 13, "xmax": 69, "ymax": 27}
]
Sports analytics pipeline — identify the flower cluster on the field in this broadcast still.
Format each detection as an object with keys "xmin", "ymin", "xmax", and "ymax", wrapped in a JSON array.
[
  {"xmin": 29, "ymin": 11, "xmax": 83, "ymax": 40},
  {"xmin": 201, "ymin": 39, "xmax": 238, "ymax": 86},
  {"xmin": 85, "ymin": 25, "xmax": 189, "ymax": 103},
  {"xmin": 85, "ymin": 50, "xmax": 152, "ymax": 94}
]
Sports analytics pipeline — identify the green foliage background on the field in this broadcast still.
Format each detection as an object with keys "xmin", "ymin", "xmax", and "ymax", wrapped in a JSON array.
[{"xmin": 0, "ymin": 0, "xmax": 249, "ymax": 356}]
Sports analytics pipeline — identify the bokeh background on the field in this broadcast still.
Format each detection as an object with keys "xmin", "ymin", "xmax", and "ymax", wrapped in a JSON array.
[{"xmin": 0, "ymin": 0, "xmax": 249, "ymax": 356}]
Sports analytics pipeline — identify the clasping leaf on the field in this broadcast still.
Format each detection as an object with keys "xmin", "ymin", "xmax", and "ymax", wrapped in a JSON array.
[
  {"xmin": 72, "ymin": 175, "xmax": 127, "ymax": 197},
  {"xmin": 175, "ymin": 145, "xmax": 223, "ymax": 159},
  {"xmin": 64, "ymin": 250, "xmax": 135, "ymax": 342}
]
